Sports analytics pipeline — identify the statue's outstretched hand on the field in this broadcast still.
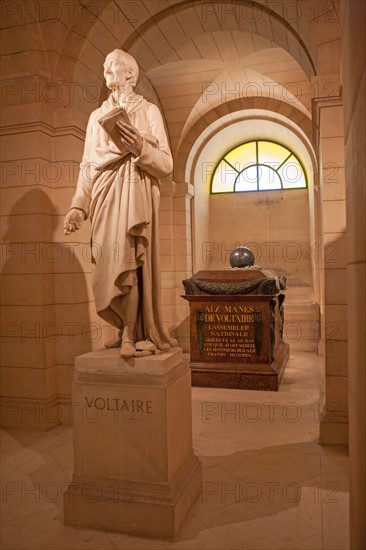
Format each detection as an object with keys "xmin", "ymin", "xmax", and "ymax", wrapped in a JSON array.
[
  {"xmin": 64, "ymin": 208, "xmax": 85, "ymax": 235},
  {"xmin": 116, "ymin": 122, "xmax": 143, "ymax": 157}
]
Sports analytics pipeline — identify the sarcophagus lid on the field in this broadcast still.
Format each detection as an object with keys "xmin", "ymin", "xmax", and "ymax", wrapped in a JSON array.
[{"xmin": 182, "ymin": 270, "xmax": 286, "ymax": 296}]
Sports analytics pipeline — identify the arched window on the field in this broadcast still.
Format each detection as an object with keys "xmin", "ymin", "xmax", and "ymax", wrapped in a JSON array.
[{"xmin": 211, "ymin": 140, "xmax": 307, "ymax": 193}]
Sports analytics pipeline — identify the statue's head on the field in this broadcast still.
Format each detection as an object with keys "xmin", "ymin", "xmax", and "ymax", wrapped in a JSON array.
[{"xmin": 103, "ymin": 49, "xmax": 139, "ymax": 91}]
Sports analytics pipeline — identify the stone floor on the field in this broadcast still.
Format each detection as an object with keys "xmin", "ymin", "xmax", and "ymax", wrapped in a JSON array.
[{"xmin": 0, "ymin": 350, "xmax": 349, "ymax": 549}]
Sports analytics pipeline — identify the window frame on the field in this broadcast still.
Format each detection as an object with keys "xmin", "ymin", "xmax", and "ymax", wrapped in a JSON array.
[{"xmin": 210, "ymin": 139, "xmax": 308, "ymax": 194}]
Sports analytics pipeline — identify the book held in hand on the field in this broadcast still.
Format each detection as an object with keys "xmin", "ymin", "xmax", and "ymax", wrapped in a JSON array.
[{"xmin": 98, "ymin": 107, "xmax": 131, "ymax": 153}]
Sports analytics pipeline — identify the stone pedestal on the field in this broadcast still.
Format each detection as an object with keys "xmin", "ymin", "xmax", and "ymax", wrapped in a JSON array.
[
  {"xmin": 63, "ymin": 348, "xmax": 202, "ymax": 539},
  {"xmin": 183, "ymin": 270, "xmax": 289, "ymax": 391}
]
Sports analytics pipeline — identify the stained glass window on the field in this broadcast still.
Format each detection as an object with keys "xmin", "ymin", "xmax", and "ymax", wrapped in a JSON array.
[{"xmin": 211, "ymin": 140, "xmax": 307, "ymax": 193}]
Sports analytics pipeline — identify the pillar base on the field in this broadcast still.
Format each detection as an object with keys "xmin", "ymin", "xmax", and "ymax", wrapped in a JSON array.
[{"xmin": 320, "ymin": 410, "xmax": 349, "ymax": 445}]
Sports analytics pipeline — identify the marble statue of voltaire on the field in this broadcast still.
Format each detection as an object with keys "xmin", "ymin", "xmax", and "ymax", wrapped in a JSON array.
[{"xmin": 64, "ymin": 49, "xmax": 176, "ymax": 357}]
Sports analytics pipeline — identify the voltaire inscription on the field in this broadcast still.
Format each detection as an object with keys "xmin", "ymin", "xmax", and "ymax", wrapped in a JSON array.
[{"xmin": 84, "ymin": 397, "xmax": 153, "ymax": 414}]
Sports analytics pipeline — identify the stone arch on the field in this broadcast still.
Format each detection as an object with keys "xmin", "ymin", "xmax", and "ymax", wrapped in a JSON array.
[
  {"xmin": 187, "ymin": 109, "xmax": 319, "ymax": 304},
  {"xmin": 1, "ymin": 12, "xmax": 50, "ymax": 80},
  {"xmin": 174, "ymin": 97, "xmax": 313, "ymax": 182},
  {"xmin": 121, "ymin": 0, "xmax": 316, "ymax": 76},
  {"xmin": 52, "ymin": 0, "xmax": 342, "ymax": 96},
  {"xmin": 54, "ymin": 0, "xmax": 115, "ymax": 81},
  {"xmin": 67, "ymin": 0, "xmax": 331, "ymax": 87}
]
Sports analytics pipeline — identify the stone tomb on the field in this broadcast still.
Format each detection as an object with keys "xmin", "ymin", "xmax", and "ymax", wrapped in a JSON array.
[
  {"xmin": 63, "ymin": 348, "xmax": 202, "ymax": 539},
  {"xmin": 182, "ymin": 270, "xmax": 289, "ymax": 391}
]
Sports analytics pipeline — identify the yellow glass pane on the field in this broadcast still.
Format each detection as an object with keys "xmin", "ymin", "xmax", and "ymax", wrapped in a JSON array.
[
  {"xmin": 258, "ymin": 141, "xmax": 290, "ymax": 170},
  {"xmin": 224, "ymin": 142, "xmax": 257, "ymax": 172},
  {"xmin": 279, "ymin": 156, "xmax": 307, "ymax": 188},
  {"xmin": 211, "ymin": 160, "xmax": 237, "ymax": 193},
  {"xmin": 235, "ymin": 166, "xmax": 258, "ymax": 191}
]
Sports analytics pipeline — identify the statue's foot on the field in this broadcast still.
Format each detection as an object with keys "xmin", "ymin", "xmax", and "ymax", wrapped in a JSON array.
[
  {"xmin": 158, "ymin": 342, "xmax": 170, "ymax": 351},
  {"xmin": 104, "ymin": 337, "xmax": 122, "ymax": 349},
  {"xmin": 120, "ymin": 341, "xmax": 136, "ymax": 358},
  {"xmin": 135, "ymin": 340, "xmax": 157, "ymax": 352},
  {"xmin": 104, "ymin": 330, "xmax": 122, "ymax": 349},
  {"xmin": 156, "ymin": 338, "xmax": 178, "ymax": 351}
]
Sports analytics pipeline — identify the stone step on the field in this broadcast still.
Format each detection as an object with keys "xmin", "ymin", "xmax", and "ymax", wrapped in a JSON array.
[
  {"xmin": 285, "ymin": 302, "xmax": 320, "ymax": 321},
  {"xmin": 283, "ymin": 300, "xmax": 320, "ymax": 352}
]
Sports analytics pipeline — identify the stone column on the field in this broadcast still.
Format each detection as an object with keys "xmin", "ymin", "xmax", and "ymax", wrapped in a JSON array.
[
  {"xmin": 313, "ymin": 88, "xmax": 348, "ymax": 445},
  {"xmin": 0, "ymin": 11, "xmax": 103, "ymax": 428},
  {"xmin": 173, "ymin": 182, "xmax": 194, "ymax": 351},
  {"xmin": 0, "ymin": 46, "xmax": 59, "ymax": 429},
  {"xmin": 341, "ymin": 0, "xmax": 366, "ymax": 546},
  {"xmin": 159, "ymin": 181, "xmax": 194, "ymax": 351}
]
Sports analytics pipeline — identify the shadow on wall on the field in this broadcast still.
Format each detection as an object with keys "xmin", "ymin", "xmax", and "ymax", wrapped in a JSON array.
[{"xmin": 1, "ymin": 188, "xmax": 93, "ymax": 405}]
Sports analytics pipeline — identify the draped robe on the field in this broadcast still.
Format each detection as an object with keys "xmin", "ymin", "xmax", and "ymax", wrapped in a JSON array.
[{"xmin": 70, "ymin": 93, "xmax": 175, "ymax": 348}]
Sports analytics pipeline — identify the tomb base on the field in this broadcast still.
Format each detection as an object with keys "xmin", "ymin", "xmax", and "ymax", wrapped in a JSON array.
[
  {"xmin": 63, "ymin": 348, "xmax": 202, "ymax": 540},
  {"xmin": 182, "ymin": 270, "xmax": 289, "ymax": 391}
]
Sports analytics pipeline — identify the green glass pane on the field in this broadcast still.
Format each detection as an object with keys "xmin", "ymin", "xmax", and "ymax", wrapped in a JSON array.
[
  {"xmin": 211, "ymin": 160, "xmax": 237, "ymax": 193},
  {"xmin": 258, "ymin": 141, "xmax": 290, "ymax": 170},
  {"xmin": 224, "ymin": 142, "xmax": 257, "ymax": 172},
  {"xmin": 235, "ymin": 166, "xmax": 258, "ymax": 191},
  {"xmin": 279, "ymin": 156, "xmax": 307, "ymax": 188},
  {"xmin": 258, "ymin": 165, "xmax": 282, "ymax": 190}
]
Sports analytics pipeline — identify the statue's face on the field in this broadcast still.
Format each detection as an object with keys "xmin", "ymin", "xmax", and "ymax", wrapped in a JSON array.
[{"xmin": 103, "ymin": 51, "xmax": 132, "ymax": 91}]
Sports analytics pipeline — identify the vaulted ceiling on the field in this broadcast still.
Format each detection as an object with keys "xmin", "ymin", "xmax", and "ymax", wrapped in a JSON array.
[{"xmin": 1, "ymin": 0, "xmax": 341, "ymax": 168}]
